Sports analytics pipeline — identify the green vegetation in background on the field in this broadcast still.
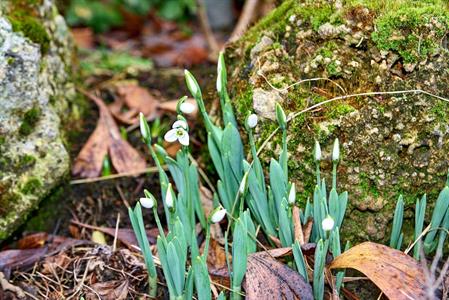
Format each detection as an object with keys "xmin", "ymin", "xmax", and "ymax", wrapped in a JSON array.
[
  {"xmin": 66, "ymin": 0, "xmax": 196, "ymax": 33},
  {"xmin": 79, "ymin": 49, "xmax": 153, "ymax": 75}
]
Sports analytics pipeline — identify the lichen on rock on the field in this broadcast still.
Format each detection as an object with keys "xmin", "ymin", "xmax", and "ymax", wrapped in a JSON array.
[
  {"xmin": 0, "ymin": 0, "xmax": 76, "ymax": 239},
  {"xmin": 227, "ymin": 0, "xmax": 449, "ymax": 243}
]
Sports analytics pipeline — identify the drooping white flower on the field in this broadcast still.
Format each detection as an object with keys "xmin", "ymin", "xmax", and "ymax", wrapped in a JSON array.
[
  {"xmin": 247, "ymin": 114, "xmax": 258, "ymax": 128},
  {"xmin": 314, "ymin": 140, "xmax": 321, "ymax": 162},
  {"xmin": 165, "ymin": 184, "xmax": 174, "ymax": 208},
  {"xmin": 139, "ymin": 112, "xmax": 150, "ymax": 141},
  {"xmin": 288, "ymin": 183, "xmax": 296, "ymax": 204},
  {"xmin": 140, "ymin": 197, "xmax": 155, "ymax": 209},
  {"xmin": 322, "ymin": 215, "xmax": 335, "ymax": 232},
  {"xmin": 180, "ymin": 102, "xmax": 196, "ymax": 114},
  {"xmin": 211, "ymin": 207, "xmax": 227, "ymax": 223},
  {"xmin": 164, "ymin": 120, "xmax": 189, "ymax": 146},
  {"xmin": 332, "ymin": 138, "xmax": 340, "ymax": 162}
]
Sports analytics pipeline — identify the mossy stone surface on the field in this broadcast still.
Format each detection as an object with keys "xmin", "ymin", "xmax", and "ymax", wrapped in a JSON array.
[
  {"xmin": 227, "ymin": 0, "xmax": 449, "ymax": 243},
  {"xmin": 0, "ymin": 0, "xmax": 77, "ymax": 239}
]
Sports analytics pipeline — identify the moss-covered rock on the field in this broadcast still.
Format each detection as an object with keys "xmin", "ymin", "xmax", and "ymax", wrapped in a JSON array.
[
  {"xmin": 227, "ymin": 0, "xmax": 449, "ymax": 243},
  {"xmin": 0, "ymin": 0, "xmax": 77, "ymax": 239}
]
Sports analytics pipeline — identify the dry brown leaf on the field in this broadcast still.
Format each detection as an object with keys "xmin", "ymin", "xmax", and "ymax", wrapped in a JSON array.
[
  {"xmin": 245, "ymin": 251, "xmax": 313, "ymax": 300},
  {"xmin": 17, "ymin": 232, "xmax": 48, "ymax": 249},
  {"xmin": 71, "ymin": 27, "xmax": 94, "ymax": 49},
  {"xmin": 73, "ymin": 90, "xmax": 146, "ymax": 178},
  {"xmin": 329, "ymin": 242, "xmax": 426, "ymax": 300},
  {"xmin": 87, "ymin": 280, "xmax": 128, "ymax": 300},
  {"xmin": 110, "ymin": 83, "xmax": 159, "ymax": 125}
]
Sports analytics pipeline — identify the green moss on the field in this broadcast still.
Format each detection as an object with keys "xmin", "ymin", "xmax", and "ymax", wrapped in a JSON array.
[
  {"xmin": 430, "ymin": 100, "xmax": 449, "ymax": 122},
  {"xmin": 371, "ymin": 4, "xmax": 449, "ymax": 63},
  {"xmin": 8, "ymin": 16, "xmax": 50, "ymax": 54},
  {"xmin": 20, "ymin": 154, "xmax": 36, "ymax": 168},
  {"xmin": 19, "ymin": 107, "xmax": 41, "ymax": 136},
  {"xmin": 326, "ymin": 103, "xmax": 355, "ymax": 119},
  {"xmin": 21, "ymin": 177, "xmax": 42, "ymax": 195}
]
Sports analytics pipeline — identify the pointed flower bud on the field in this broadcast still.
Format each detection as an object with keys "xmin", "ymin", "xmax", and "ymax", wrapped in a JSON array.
[
  {"xmin": 140, "ymin": 197, "xmax": 155, "ymax": 209},
  {"xmin": 139, "ymin": 112, "xmax": 151, "ymax": 142},
  {"xmin": 211, "ymin": 206, "xmax": 227, "ymax": 223},
  {"xmin": 180, "ymin": 101, "xmax": 196, "ymax": 114},
  {"xmin": 216, "ymin": 52, "xmax": 226, "ymax": 93},
  {"xmin": 314, "ymin": 140, "xmax": 321, "ymax": 162},
  {"xmin": 165, "ymin": 184, "xmax": 174, "ymax": 208},
  {"xmin": 238, "ymin": 171, "xmax": 250, "ymax": 195},
  {"xmin": 322, "ymin": 215, "xmax": 335, "ymax": 232},
  {"xmin": 332, "ymin": 138, "xmax": 340, "ymax": 162},
  {"xmin": 288, "ymin": 183, "xmax": 296, "ymax": 204},
  {"xmin": 275, "ymin": 103, "xmax": 287, "ymax": 130},
  {"xmin": 185, "ymin": 70, "xmax": 200, "ymax": 98}
]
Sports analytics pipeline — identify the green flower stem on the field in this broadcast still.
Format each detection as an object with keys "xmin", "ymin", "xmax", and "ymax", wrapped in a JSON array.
[
  {"xmin": 231, "ymin": 286, "xmax": 242, "ymax": 300},
  {"xmin": 316, "ymin": 162, "xmax": 321, "ymax": 187},
  {"xmin": 148, "ymin": 276, "xmax": 158, "ymax": 298}
]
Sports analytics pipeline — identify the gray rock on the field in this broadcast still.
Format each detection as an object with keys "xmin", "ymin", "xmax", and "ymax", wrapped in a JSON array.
[
  {"xmin": 0, "ymin": 0, "xmax": 75, "ymax": 239},
  {"xmin": 252, "ymin": 88, "xmax": 282, "ymax": 120}
]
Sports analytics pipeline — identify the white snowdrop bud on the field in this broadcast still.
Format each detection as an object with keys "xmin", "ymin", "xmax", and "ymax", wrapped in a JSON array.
[
  {"xmin": 247, "ymin": 114, "xmax": 258, "ymax": 128},
  {"xmin": 140, "ymin": 197, "xmax": 155, "ymax": 209},
  {"xmin": 211, "ymin": 207, "xmax": 227, "ymax": 223},
  {"xmin": 180, "ymin": 102, "xmax": 196, "ymax": 114},
  {"xmin": 288, "ymin": 183, "xmax": 296, "ymax": 204},
  {"xmin": 238, "ymin": 172, "xmax": 249, "ymax": 194},
  {"xmin": 322, "ymin": 215, "xmax": 335, "ymax": 232},
  {"xmin": 332, "ymin": 138, "xmax": 340, "ymax": 162},
  {"xmin": 139, "ymin": 112, "xmax": 151, "ymax": 142},
  {"xmin": 185, "ymin": 70, "xmax": 199, "ymax": 97},
  {"xmin": 165, "ymin": 184, "xmax": 174, "ymax": 208}
]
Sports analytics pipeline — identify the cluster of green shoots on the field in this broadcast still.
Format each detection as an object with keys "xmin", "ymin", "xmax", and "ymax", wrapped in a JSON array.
[
  {"xmin": 390, "ymin": 175, "xmax": 449, "ymax": 259},
  {"xmin": 128, "ymin": 52, "xmax": 349, "ymax": 299},
  {"xmin": 128, "ymin": 52, "xmax": 449, "ymax": 299}
]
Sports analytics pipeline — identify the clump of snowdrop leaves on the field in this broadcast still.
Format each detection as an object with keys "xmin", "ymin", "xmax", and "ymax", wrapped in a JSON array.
[{"xmin": 164, "ymin": 119, "xmax": 189, "ymax": 146}]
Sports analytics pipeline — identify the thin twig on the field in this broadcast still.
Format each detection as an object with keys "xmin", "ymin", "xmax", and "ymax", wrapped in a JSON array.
[
  {"xmin": 196, "ymin": 0, "xmax": 220, "ymax": 58},
  {"xmin": 228, "ymin": 0, "xmax": 260, "ymax": 43},
  {"xmin": 113, "ymin": 213, "xmax": 120, "ymax": 252},
  {"xmin": 70, "ymin": 166, "xmax": 166, "ymax": 185}
]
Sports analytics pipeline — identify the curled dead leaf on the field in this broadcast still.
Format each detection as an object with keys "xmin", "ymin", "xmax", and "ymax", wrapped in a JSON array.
[
  {"xmin": 73, "ymin": 89, "xmax": 146, "ymax": 178},
  {"xmin": 329, "ymin": 242, "xmax": 426, "ymax": 300},
  {"xmin": 245, "ymin": 251, "xmax": 313, "ymax": 300}
]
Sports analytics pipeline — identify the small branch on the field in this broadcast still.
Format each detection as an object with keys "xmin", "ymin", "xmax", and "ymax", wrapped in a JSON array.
[
  {"xmin": 196, "ymin": 0, "xmax": 220, "ymax": 59},
  {"xmin": 228, "ymin": 0, "xmax": 260, "ymax": 43},
  {"xmin": 70, "ymin": 166, "xmax": 166, "ymax": 185}
]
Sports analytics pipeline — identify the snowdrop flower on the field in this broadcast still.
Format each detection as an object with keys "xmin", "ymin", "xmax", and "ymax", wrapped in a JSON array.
[
  {"xmin": 216, "ymin": 52, "xmax": 226, "ymax": 93},
  {"xmin": 314, "ymin": 140, "xmax": 321, "ymax": 162},
  {"xmin": 139, "ymin": 112, "xmax": 151, "ymax": 141},
  {"xmin": 288, "ymin": 183, "xmax": 296, "ymax": 204},
  {"xmin": 247, "ymin": 114, "xmax": 258, "ymax": 128},
  {"xmin": 332, "ymin": 138, "xmax": 340, "ymax": 162},
  {"xmin": 185, "ymin": 70, "xmax": 199, "ymax": 97},
  {"xmin": 165, "ymin": 184, "xmax": 174, "ymax": 208},
  {"xmin": 180, "ymin": 101, "xmax": 196, "ymax": 114},
  {"xmin": 140, "ymin": 196, "xmax": 155, "ymax": 209},
  {"xmin": 322, "ymin": 215, "xmax": 335, "ymax": 232},
  {"xmin": 238, "ymin": 171, "xmax": 249, "ymax": 194},
  {"xmin": 164, "ymin": 120, "xmax": 189, "ymax": 146},
  {"xmin": 211, "ymin": 207, "xmax": 227, "ymax": 223}
]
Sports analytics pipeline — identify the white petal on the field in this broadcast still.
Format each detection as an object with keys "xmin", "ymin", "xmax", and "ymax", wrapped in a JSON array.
[
  {"xmin": 140, "ymin": 197, "xmax": 154, "ymax": 209},
  {"xmin": 247, "ymin": 114, "xmax": 258, "ymax": 128},
  {"xmin": 164, "ymin": 129, "xmax": 178, "ymax": 142},
  {"xmin": 178, "ymin": 131, "xmax": 189, "ymax": 146},
  {"xmin": 211, "ymin": 208, "xmax": 227, "ymax": 223},
  {"xmin": 322, "ymin": 216, "xmax": 335, "ymax": 231},
  {"xmin": 172, "ymin": 120, "xmax": 188, "ymax": 129},
  {"xmin": 180, "ymin": 102, "xmax": 196, "ymax": 114},
  {"xmin": 139, "ymin": 113, "xmax": 150, "ymax": 140}
]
